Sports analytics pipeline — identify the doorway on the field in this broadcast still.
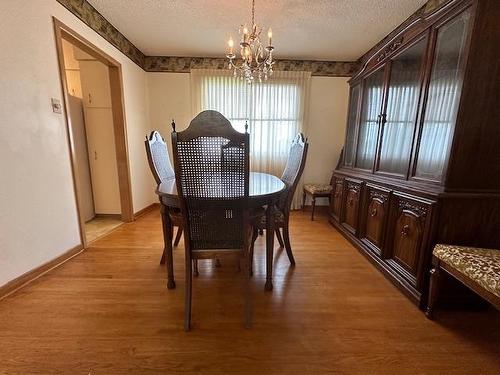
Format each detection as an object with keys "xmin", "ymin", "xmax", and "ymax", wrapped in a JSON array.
[{"xmin": 54, "ymin": 19, "xmax": 134, "ymax": 247}]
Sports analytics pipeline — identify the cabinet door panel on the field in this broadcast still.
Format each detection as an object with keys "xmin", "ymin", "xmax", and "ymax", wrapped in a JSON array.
[
  {"xmin": 79, "ymin": 60, "xmax": 112, "ymax": 108},
  {"xmin": 343, "ymin": 85, "xmax": 361, "ymax": 167},
  {"xmin": 378, "ymin": 38, "xmax": 426, "ymax": 176},
  {"xmin": 385, "ymin": 195, "xmax": 433, "ymax": 287},
  {"xmin": 392, "ymin": 211, "xmax": 423, "ymax": 273},
  {"xmin": 330, "ymin": 177, "xmax": 344, "ymax": 221},
  {"xmin": 414, "ymin": 8, "xmax": 472, "ymax": 181},
  {"xmin": 341, "ymin": 180, "xmax": 362, "ymax": 234},
  {"xmin": 355, "ymin": 68, "xmax": 385, "ymax": 170},
  {"xmin": 361, "ymin": 187, "xmax": 390, "ymax": 254}
]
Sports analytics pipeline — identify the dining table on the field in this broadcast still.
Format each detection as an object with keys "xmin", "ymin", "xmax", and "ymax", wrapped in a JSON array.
[{"xmin": 156, "ymin": 171, "xmax": 286, "ymax": 291}]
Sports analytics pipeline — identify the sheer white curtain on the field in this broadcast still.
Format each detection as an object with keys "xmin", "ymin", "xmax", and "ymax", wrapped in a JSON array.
[{"xmin": 191, "ymin": 69, "xmax": 311, "ymax": 208}]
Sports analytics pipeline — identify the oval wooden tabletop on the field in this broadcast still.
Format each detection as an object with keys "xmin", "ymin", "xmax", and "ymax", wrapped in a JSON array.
[{"xmin": 156, "ymin": 172, "xmax": 285, "ymax": 200}]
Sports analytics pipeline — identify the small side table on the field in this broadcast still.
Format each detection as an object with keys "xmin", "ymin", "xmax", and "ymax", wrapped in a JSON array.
[{"xmin": 302, "ymin": 183, "xmax": 333, "ymax": 221}]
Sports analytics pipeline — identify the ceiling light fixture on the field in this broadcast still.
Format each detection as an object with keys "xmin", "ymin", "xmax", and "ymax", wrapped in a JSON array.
[{"xmin": 226, "ymin": 0, "xmax": 275, "ymax": 83}]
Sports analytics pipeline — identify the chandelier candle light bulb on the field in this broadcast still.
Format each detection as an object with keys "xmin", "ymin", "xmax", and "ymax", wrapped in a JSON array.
[{"xmin": 225, "ymin": 0, "xmax": 275, "ymax": 83}]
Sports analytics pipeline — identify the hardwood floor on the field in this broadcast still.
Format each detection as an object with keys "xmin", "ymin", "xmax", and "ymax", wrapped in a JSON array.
[{"xmin": 0, "ymin": 209, "xmax": 498, "ymax": 374}]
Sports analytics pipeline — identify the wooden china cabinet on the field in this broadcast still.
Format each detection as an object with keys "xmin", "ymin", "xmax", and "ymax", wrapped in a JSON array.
[{"xmin": 330, "ymin": 0, "xmax": 500, "ymax": 307}]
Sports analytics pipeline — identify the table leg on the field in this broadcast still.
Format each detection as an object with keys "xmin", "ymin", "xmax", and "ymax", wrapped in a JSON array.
[
  {"xmin": 265, "ymin": 203, "xmax": 274, "ymax": 291},
  {"xmin": 160, "ymin": 204, "xmax": 175, "ymax": 289}
]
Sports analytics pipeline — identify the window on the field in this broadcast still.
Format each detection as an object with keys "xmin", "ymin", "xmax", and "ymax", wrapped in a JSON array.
[{"xmin": 191, "ymin": 69, "xmax": 311, "ymax": 176}]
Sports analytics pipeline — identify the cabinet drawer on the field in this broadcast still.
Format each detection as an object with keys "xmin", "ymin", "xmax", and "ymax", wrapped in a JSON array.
[
  {"xmin": 330, "ymin": 176, "xmax": 344, "ymax": 221},
  {"xmin": 341, "ymin": 179, "xmax": 363, "ymax": 235},
  {"xmin": 360, "ymin": 185, "xmax": 390, "ymax": 255},
  {"xmin": 385, "ymin": 193, "xmax": 434, "ymax": 287}
]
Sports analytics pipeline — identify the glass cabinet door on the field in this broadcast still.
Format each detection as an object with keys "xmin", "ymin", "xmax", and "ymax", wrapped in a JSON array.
[
  {"xmin": 355, "ymin": 68, "xmax": 385, "ymax": 170},
  {"xmin": 378, "ymin": 38, "xmax": 426, "ymax": 176},
  {"xmin": 343, "ymin": 84, "xmax": 360, "ymax": 167},
  {"xmin": 415, "ymin": 8, "xmax": 472, "ymax": 181}
]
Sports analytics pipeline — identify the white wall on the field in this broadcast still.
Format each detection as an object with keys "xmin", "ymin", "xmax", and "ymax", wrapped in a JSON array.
[
  {"xmin": 0, "ymin": 0, "xmax": 155, "ymax": 287},
  {"xmin": 147, "ymin": 73, "xmax": 192, "ymax": 163},
  {"xmin": 146, "ymin": 73, "xmax": 349, "ymax": 206},
  {"xmin": 303, "ymin": 77, "xmax": 349, "ymax": 205}
]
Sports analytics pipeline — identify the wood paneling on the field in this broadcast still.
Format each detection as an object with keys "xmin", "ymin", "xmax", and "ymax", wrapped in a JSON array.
[{"xmin": 0, "ymin": 209, "xmax": 499, "ymax": 373}]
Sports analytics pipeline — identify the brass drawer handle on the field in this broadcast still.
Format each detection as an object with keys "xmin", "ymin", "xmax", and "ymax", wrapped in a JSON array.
[
  {"xmin": 370, "ymin": 208, "xmax": 377, "ymax": 217},
  {"xmin": 401, "ymin": 224, "xmax": 410, "ymax": 236}
]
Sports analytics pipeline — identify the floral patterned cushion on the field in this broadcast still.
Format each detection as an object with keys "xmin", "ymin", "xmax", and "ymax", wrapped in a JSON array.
[
  {"xmin": 434, "ymin": 244, "xmax": 500, "ymax": 298},
  {"xmin": 304, "ymin": 183, "xmax": 333, "ymax": 194}
]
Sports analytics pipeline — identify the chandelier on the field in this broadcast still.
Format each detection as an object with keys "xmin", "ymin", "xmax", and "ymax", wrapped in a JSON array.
[{"xmin": 226, "ymin": 0, "xmax": 275, "ymax": 83}]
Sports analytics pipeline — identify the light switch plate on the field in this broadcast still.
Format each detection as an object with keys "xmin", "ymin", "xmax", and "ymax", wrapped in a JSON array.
[{"xmin": 51, "ymin": 98, "xmax": 62, "ymax": 114}]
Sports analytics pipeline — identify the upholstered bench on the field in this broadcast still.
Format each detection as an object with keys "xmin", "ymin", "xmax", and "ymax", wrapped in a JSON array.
[
  {"xmin": 426, "ymin": 244, "xmax": 500, "ymax": 319},
  {"xmin": 302, "ymin": 183, "xmax": 333, "ymax": 221}
]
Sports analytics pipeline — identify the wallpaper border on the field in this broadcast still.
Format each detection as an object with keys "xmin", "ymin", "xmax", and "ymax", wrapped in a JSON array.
[{"xmin": 55, "ymin": 0, "xmax": 359, "ymax": 77}]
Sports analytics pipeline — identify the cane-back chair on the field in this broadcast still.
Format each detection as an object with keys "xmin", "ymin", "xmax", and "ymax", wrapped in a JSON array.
[
  {"xmin": 251, "ymin": 133, "xmax": 309, "ymax": 270},
  {"xmin": 172, "ymin": 110, "xmax": 252, "ymax": 331},
  {"xmin": 145, "ymin": 131, "xmax": 183, "ymax": 266}
]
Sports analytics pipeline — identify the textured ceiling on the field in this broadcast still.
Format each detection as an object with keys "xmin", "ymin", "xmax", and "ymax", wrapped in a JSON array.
[{"xmin": 87, "ymin": 0, "xmax": 427, "ymax": 61}]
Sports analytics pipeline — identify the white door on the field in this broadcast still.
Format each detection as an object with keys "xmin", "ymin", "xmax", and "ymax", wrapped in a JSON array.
[
  {"xmin": 83, "ymin": 107, "xmax": 121, "ymax": 215},
  {"xmin": 79, "ymin": 60, "xmax": 112, "ymax": 108},
  {"xmin": 68, "ymin": 96, "xmax": 95, "ymax": 221}
]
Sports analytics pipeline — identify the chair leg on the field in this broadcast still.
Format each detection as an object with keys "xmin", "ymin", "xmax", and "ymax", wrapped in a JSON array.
[
  {"xmin": 275, "ymin": 228, "xmax": 284, "ymax": 248},
  {"xmin": 173, "ymin": 227, "xmax": 183, "ymax": 247},
  {"xmin": 184, "ymin": 254, "xmax": 193, "ymax": 331},
  {"xmin": 311, "ymin": 197, "xmax": 316, "ymax": 221},
  {"xmin": 426, "ymin": 266, "xmax": 441, "ymax": 320},
  {"xmin": 160, "ymin": 207, "xmax": 175, "ymax": 289},
  {"xmin": 283, "ymin": 219, "xmax": 296, "ymax": 266},
  {"xmin": 302, "ymin": 191, "xmax": 306, "ymax": 211},
  {"xmin": 244, "ymin": 251, "xmax": 252, "ymax": 328},
  {"xmin": 249, "ymin": 227, "xmax": 258, "ymax": 276},
  {"xmin": 193, "ymin": 259, "xmax": 199, "ymax": 277}
]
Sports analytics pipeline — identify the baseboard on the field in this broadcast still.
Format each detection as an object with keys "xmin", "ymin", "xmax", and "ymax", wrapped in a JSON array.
[
  {"xmin": 300, "ymin": 205, "xmax": 330, "ymax": 213},
  {"xmin": 94, "ymin": 213, "xmax": 122, "ymax": 220},
  {"xmin": 0, "ymin": 244, "xmax": 84, "ymax": 301},
  {"xmin": 134, "ymin": 203, "xmax": 160, "ymax": 219}
]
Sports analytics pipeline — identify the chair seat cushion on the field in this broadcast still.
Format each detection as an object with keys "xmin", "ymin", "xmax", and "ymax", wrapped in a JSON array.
[
  {"xmin": 434, "ymin": 244, "xmax": 500, "ymax": 298},
  {"xmin": 251, "ymin": 206, "xmax": 284, "ymax": 228},
  {"xmin": 304, "ymin": 183, "xmax": 332, "ymax": 194}
]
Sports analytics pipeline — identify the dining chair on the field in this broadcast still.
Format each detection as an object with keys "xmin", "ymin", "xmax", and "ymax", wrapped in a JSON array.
[
  {"xmin": 250, "ymin": 133, "xmax": 309, "ymax": 272},
  {"xmin": 145, "ymin": 131, "xmax": 183, "ymax": 264},
  {"xmin": 171, "ymin": 110, "xmax": 253, "ymax": 331}
]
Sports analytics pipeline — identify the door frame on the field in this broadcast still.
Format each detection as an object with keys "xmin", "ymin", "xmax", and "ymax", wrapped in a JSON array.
[{"xmin": 53, "ymin": 18, "xmax": 134, "ymax": 247}]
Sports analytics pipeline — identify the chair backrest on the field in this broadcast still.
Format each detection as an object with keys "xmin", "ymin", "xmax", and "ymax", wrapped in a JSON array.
[
  {"xmin": 278, "ymin": 133, "xmax": 309, "ymax": 213},
  {"xmin": 172, "ymin": 110, "xmax": 250, "ymax": 251},
  {"xmin": 145, "ymin": 130, "xmax": 175, "ymax": 184}
]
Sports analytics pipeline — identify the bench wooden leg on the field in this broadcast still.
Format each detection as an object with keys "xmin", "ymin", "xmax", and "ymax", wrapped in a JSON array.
[{"xmin": 426, "ymin": 265, "xmax": 441, "ymax": 320}]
